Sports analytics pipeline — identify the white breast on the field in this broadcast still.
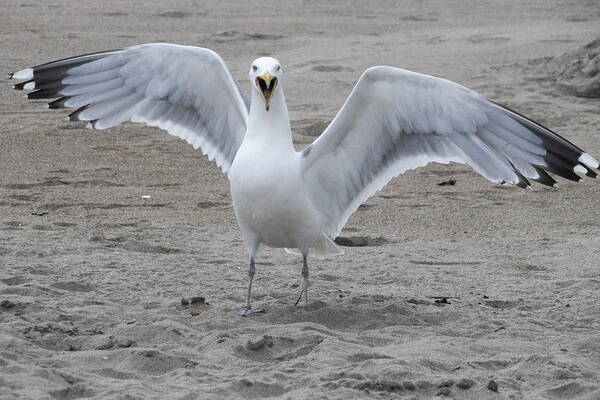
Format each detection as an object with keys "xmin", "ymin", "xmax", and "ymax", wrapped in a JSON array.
[{"xmin": 229, "ymin": 137, "xmax": 322, "ymax": 250}]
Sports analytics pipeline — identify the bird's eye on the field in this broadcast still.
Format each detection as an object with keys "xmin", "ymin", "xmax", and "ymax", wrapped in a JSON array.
[{"xmin": 252, "ymin": 65, "xmax": 257, "ymax": 72}]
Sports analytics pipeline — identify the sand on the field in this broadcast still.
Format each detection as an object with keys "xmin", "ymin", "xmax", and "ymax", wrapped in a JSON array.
[{"xmin": 1, "ymin": 1, "xmax": 600, "ymax": 399}]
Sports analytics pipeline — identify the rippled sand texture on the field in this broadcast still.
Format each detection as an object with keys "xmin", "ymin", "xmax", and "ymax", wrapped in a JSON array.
[{"xmin": 1, "ymin": 1, "xmax": 599, "ymax": 399}]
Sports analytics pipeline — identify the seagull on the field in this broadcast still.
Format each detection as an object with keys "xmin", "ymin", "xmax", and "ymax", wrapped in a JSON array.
[{"xmin": 9, "ymin": 43, "xmax": 599, "ymax": 315}]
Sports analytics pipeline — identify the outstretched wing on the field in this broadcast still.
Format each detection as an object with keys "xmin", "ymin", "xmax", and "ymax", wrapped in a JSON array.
[
  {"xmin": 301, "ymin": 66, "xmax": 599, "ymax": 238},
  {"xmin": 9, "ymin": 43, "xmax": 248, "ymax": 173}
]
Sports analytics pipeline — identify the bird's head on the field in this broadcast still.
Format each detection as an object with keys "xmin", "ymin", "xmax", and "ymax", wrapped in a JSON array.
[{"xmin": 249, "ymin": 57, "xmax": 282, "ymax": 112}]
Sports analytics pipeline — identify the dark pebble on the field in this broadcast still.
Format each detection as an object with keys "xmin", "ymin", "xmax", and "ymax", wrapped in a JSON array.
[
  {"xmin": 456, "ymin": 378, "xmax": 475, "ymax": 389},
  {"xmin": 438, "ymin": 379, "xmax": 454, "ymax": 388},
  {"xmin": 190, "ymin": 296, "xmax": 205, "ymax": 304},
  {"xmin": 487, "ymin": 379, "xmax": 498, "ymax": 392},
  {"xmin": 434, "ymin": 297, "xmax": 450, "ymax": 305},
  {"xmin": 437, "ymin": 178, "xmax": 456, "ymax": 186},
  {"xmin": 1, "ymin": 300, "xmax": 15, "ymax": 309}
]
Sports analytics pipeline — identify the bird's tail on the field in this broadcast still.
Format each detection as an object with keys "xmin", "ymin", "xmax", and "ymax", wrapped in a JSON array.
[{"xmin": 285, "ymin": 233, "xmax": 344, "ymax": 260}]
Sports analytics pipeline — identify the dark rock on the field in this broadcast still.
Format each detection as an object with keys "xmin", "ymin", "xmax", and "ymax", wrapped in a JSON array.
[
  {"xmin": 487, "ymin": 379, "xmax": 499, "ymax": 392},
  {"xmin": 434, "ymin": 297, "xmax": 450, "ymax": 305},
  {"xmin": 1, "ymin": 300, "xmax": 15, "ymax": 309},
  {"xmin": 438, "ymin": 379, "xmax": 454, "ymax": 387},
  {"xmin": 437, "ymin": 178, "xmax": 456, "ymax": 186},
  {"xmin": 457, "ymin": 378, "xmax": 475, "ymax": 389}
]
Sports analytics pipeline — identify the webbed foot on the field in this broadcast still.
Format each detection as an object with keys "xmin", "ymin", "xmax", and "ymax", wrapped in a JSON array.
[{"xmin": 232, "ymin": 306, "xmax": 265, "ymax": 316}]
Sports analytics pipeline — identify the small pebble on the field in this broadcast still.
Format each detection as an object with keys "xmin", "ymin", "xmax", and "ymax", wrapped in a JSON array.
[
  {"xmin": 434, "ymin": 297, "xmax": 450, "ymax": 305},
  {"xmin": 437, "ymin": 178, "xmax": 456, "ymax": 186},
  {"xmin": 456, "ymin": 378, "xmax": 475, "ymax": 389},
  {"xmin": 191, "ymin": 311, "xmax": 200, "ymax": 317},
  {"xmin": 487, "ymin": 379, "xmax": 498, "ymax": 392},
  {"xmin": 438, "ymin": 379, "xmax": 454, "ymax": 388},
  {"xmin": 0, "ymin": 300, "xmax": 15, "ymax": 309},
  {"xmin": 190, "ymin": 296, "xmax": 205, "ymax": 304}
]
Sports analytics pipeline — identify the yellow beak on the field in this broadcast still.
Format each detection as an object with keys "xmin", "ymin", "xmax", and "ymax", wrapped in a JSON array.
[
  {"xmin": 261, "ymin": 72, "xmax": 273, "ymax": 85},
  {"xmin": 258, "ymin": 72, "xmax": 276, "ymax": 111}
]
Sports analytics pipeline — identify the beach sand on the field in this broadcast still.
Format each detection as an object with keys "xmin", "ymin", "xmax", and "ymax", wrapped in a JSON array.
[{"xmin": 1, "ymin": 1, "xmax": 599, "ymax": 399}]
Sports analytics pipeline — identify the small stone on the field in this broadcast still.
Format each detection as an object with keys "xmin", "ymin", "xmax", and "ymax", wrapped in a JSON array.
[
  {"xmin": 0, "ymin": 300, "xmax": 15, "ymax": 309},
  {"xmin": 190, "ymin": 296, "xmax": 205, "ymax": 304},
  {"xmin": 403, "ymin": 381, "xmax": 416, "ymax": 390},
  {"xmin": 437, "ymin": 178, "xmax": 456, "ymax": 186},
  {"xmin": 436, "ymin": 387, "xmax": 451, "ymax": 396},
  {"xmin": 457, "ymin": 378, "xmax": 475, "ymax": 389},
  {"xmin": 434, "ymin": 297, "xmax": 450, "ymax": 305},
  {"xmin": 487, "ymin": 379, "xmax": 498, "ymax": 392},
  {"xmin": 190, "ymin": 311, "xmax": 200, "ymax": 317},
  {"xmin": 438, "ymin": 379, "xmax": 454, "ymax": 387}
]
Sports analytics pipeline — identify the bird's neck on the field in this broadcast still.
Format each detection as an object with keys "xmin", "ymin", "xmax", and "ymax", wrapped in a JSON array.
[{"xmin": 247, "ymin": 88, "xmax": 293, "ymax": 150}]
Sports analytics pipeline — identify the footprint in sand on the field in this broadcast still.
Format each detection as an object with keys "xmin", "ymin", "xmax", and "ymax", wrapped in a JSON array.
[{"xmin": 234, "ymin": 334, "xmax": 324, "ymax": 363}]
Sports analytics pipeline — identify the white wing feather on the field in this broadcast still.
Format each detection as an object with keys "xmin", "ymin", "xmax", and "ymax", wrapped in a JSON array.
[
  {"xmin": 10, "ymin": 43, "xmax": 248, "ymax": 174},
  {"xmin": 301, "ymin": 66, "xmax": 598, "ymax": 238}
]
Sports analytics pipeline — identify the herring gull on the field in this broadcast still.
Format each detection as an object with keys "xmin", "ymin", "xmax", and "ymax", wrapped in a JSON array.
[{"xmin": 9, "ymin": 43, "xmax": 599, "ymax": 315}]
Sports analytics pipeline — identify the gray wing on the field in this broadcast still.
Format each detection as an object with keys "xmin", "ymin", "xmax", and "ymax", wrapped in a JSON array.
[
  {"xmin": 301, "ymin": 66, "xmax": 599, "ymax": 238},
  {"xmin": 9, "ymin": 43, "xmax": 248, "ymax": 173}
]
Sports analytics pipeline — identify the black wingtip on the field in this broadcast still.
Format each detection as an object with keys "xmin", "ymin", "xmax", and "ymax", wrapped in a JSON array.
[
  {"xmin": 516, "ymin": 180, "xmax": 529, "ymax": 189},
  {"xmin": 516, "ymin": 173, "xmax": 531, "ymax": 189},
  {"xmin": 68, "ymin": 105, "xmax": 89, "ymax": 121},
  {"xmin": 533, "ymin": 167, "xmax": 557, "ymax": 187},
  {"xmin": 87, "ymin": 119, "xmax": 99, "ymax": 130},
  {"xmin": 27, "ymin": 87, "xmax": 63, "ymax": 100},
  {"xmin": 48, "ymin": 97, "xmax": 71, "ymax": 110},
  {"xmin": 8, "ymin": 72, "xmax": 13, "ymax": 79},
  {"xmin": 583, "ymin": 165, "xmax": 598, "ymax": 178},
  {"xmin": 12, "ymin": 80, "xmax": 33, "ymax": 90}
]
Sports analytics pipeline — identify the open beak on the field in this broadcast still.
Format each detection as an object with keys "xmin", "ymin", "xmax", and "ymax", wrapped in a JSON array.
[{"xmin": 256, "ymin": 72, "xmax": 278, "ymax": 111}]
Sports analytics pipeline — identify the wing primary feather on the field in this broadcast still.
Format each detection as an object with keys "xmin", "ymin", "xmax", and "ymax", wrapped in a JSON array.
[
  {"xmin": 68, "ymin": 105, "xmax": 90, "ymax": 121},
  {"xmin": 27, "ymin": 87, "xmax": 64, "ymax": 99},
  {"xmin": 48, "ymin": 97, "xmax": 71, "ymax": 109},
  {"xmin": 532, "ymin": 167, "xmax": 557, "ymax": 187},
  {"xmin": 12, "ymin": 80, "xmax": 34, "ymax": 90},
  {"xmin": 582, "ymin": 164, "xmax": 597, "ymax": 178},
  {"xmin": 493, "ymin": 102, "xmax": 584, "ymax": 160}
]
